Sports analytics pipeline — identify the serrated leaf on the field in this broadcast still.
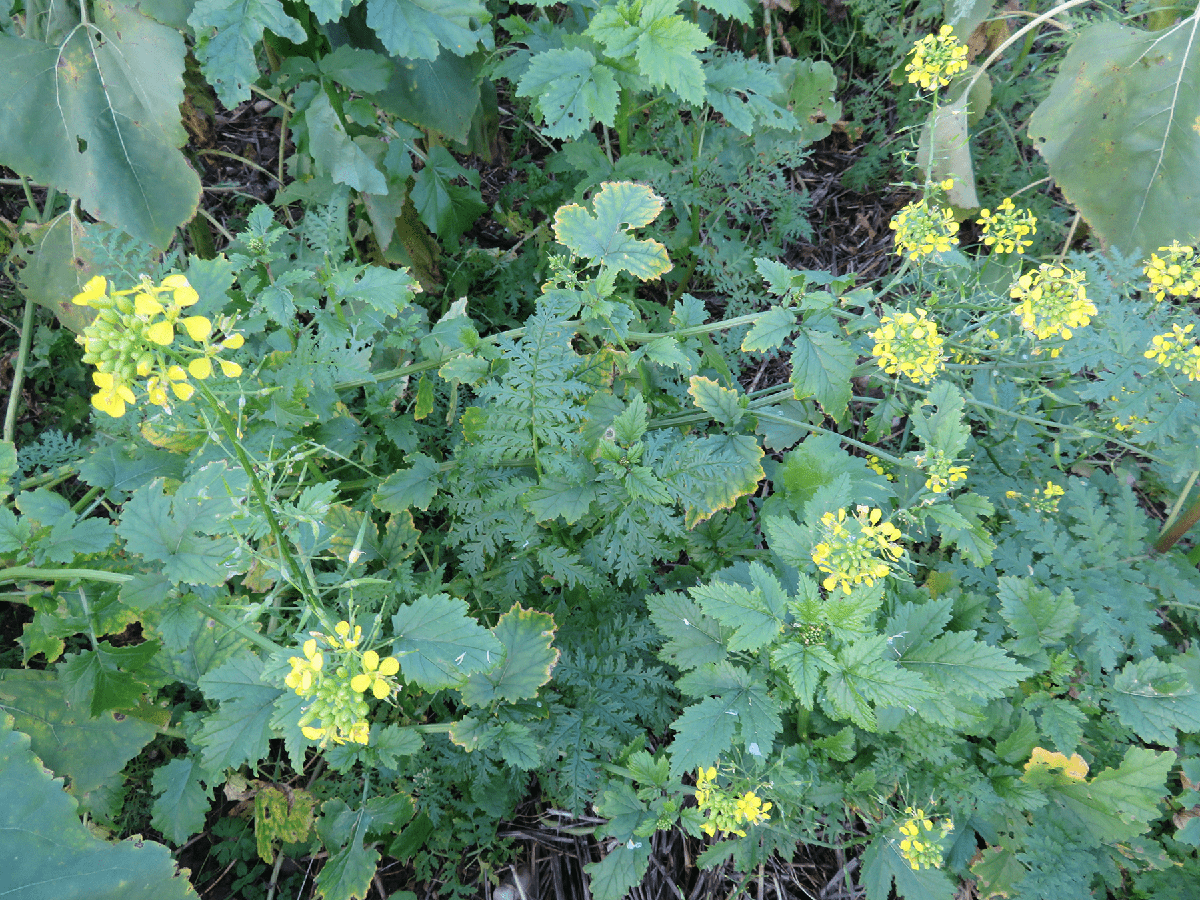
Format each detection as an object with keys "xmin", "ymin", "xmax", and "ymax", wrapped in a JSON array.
[
  {"xmin": 365, "ymin": 0, "xmax": 489, "ymax": 61},
  {"xmin": 188, "ymin": 0, "xmax": 306, "ymax": 107},
  {"xmin": 687, "ymin": 376, "xmax": 744, "ymax": 427},
  {"xmin": 516, "ymin": 48, "xmax": 619, "ymax": 139},
  {"xmin": 670, "ymin": 661, "xmax": 780, "ymax": 776},
  {"xmin": 584, "ymin": 841, "xmax": 653, "ymax": 900},
  {"xmin": 822, "ymin": 635, "xmax": 938, "ymax": 731},
  {"xmin": 411, "ymin": 145, "xmax": 486, "ymax": 243},
  {"xmin": 151, "ymin": 757, "xmax": 213, "ymax": 845},
  {"xmin": 668, "ymin": 696, "xmax": 739, "ymax": 777},
  {"xmin": 459, "ymin": 604, "xmax": 559, "ymax": 706},
  {"xmin": 588, "ymin": 0, "xmax": 711, "ymax": 105},
  {"xmin": 0, "ymin": 2, "xmax": 201, "ymax": 248},
  {"xmin": 771, "ymin": 642, "xmax": 835, "ymax": 708},
  {"xmin": 373, "ymin": 453, "xmax": 441, "ymax": 513},
  {"xmin": 790, "ymin": 328, "xmax": 854, "ymax": 419},
  {"xmin": 522, "ymin": 477, "xmax": 599, "ymax": 524},
  {"xmin": 496, "ymin": 722, "xmax": 541, "ymax": 769},
  {"xmin": 1028, "ymin": 17, "xmax": 1200, "ymax": 255},
  {"xmin": 741, "ymin": 305, "xmax": 798, "ymax": 352},
  {"xmin": 118, "ymin": 474, "xmax": 244, "ymax": 586},
  {"xmin": 315, "ymin": 837, "xmax": 379, "ymax": 900},
  {"xmin": 0, "ymin": 670, "xmax": 157, "ymax": 797},
  {"xmin": 998, "ymin": 577, "xmax": 1079, "ymax": 657},
  {"xmin": 0, "ymin": 713, "xmax": 200, "ymax": 900},
  {"xmin": 1109, "ymin": 656, "xmax": 1200, "ymax": 745},
  {"xmin": 553, "ymin": 182, "xmax": 672, "ymax": 280},
  {"xmin": 58, "ymin": 641, "xmax": 160, "ymax": 716},
  {"xmin": 646, "ymin": 590, "xmax": 729, "ymax": 670},
  {"xmin": 391, "ymin": 594, "xmax": 502, "ymax": 690},
  {"xmin": 704, "ymin": 52, "xmax": 794, "ymax": 134},
  {"xmin": 196, "ymin": 652, "xmax": 282, "ymax": 772},
  {"xmin": 1045, "ymin": 747, "xmax": 1175, "ymax": 844},
  {"xmin": 901, "ymin": 631, "xmax": 1029, "ymax": 701},
  {"xmin": 689, "ymin": 565, "xmax": 786, "ymax": 652}
]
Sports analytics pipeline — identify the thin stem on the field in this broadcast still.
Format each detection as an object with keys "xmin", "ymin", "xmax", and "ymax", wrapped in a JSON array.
[
  {"xmin": 3, "ymin": 288, "xmax": 37, "ymax": 442},
  {"xmin": 1159, "ymin": 469, "xmax": 1199, "ymax": 537}
]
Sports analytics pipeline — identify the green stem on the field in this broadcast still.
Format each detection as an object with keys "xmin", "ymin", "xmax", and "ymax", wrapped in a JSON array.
[
  {"xmin": 3, "ymin": 289, "xmax": 37, "ymax": 443},
  {"xmin": 1154, "ymin": 492, "xmax": 1200, "ymax": 554},
  {"xmin": 189, "ymin": 599, "xmax": 287, "ymax": 654},
  {"xmin": 0, "ymin": 566, "xmax": 132, "ymax": 586}
]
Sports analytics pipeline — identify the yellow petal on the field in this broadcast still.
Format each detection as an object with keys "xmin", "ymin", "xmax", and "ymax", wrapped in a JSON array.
[
  {"xmin": 92, "ymin": 390, "xmax": 126, "ymax": 418},
  {"xmin": 362, "ymin": 650, "xmax": 380, "ymax": 672},
  {"xmin": 301, "ymin": 726, "xmax": 325, "ymax": 740},
  {"xmin": 167, "ymin": 365, "xmax": 188, "ymax": 382},
  {"xmin": 93, "ymin": 370, "xmax": 114, "ymax": 389},
  {"xmin": 223, "ymin": 332, "xmax": 245, "ymax": 349},
  {"xmin": 218, "ymin": 358, "xmax": 243, "ymax": 377},
  {"xmin": 72, "ymin": 276, "xmax": 107, "ymax": 306},
  {"xmin": 147, "ymin": 320, "xmax": 174, "ymax": 345},
  {"xmin": 350, "ymin": 673, "xmax": 372, "ymax": 693},
  {"xmin": 189, "ymin": 357, "xmax": 213, "ymax": 380},
  {"xmin": 135, "ymin": 293, "xmax": 165, "ymax": 316},
  {"xmin": 335, "ymin": 621, "xmax": 351, "ymax": 637},
  {"xmin": 182, "ymin": 316, "xmax": 212, "ymax": 341},
  {"xmin": 372, "ymin": 678, "xmax": 390, "ymax": 699},
  {"xmin": 171, "ymin": 379, "xmax": 195, "ymax": 401},
  {"xmin": 163, "ymin": 274, "xmax": 199, "ymax": 306},
  {"xmin": 378, "ymin": 656, "xmax": 400, "ymax": 677}
]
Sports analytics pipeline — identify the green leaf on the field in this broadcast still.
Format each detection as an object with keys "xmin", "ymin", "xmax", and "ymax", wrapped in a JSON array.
[
  {"xmin": 375, "ymin": 51, "xmax": 483, "ymax": 145},
  {"xmin": 688, "ymin": 564, "xmax": 786, "ymax": 652},
  {"xmin": 372, "ymin": 725, "xmax": 424, "ymax": 768},
  {"xmin": 900, "ymin": 630, "xmax": 1029, "ymax": 709},
  {"xmin": 459, "ymin": 604, "xmax": 559, "ymax": 705},
  {"xmin": 373, "ymin": 453, "xmax": 441, "ymax": 513},
  {"xmin": 1109, "ymin": 656, "xmax": 1200, "ymax": 745},
  {"xmin": 1043, "ymin": 747, "xmax": 1175, "ymax": 844},
  {"xmin": 391, "ymin": 594, "xmax": 503, "ymax": 690},
  {"xmin": 670, "ymin": 661, "xmax": 779, "ymax": 776},
  {"xmin": 741, "ymin": 305, "xmax": 798, "ymax": 352},
  {"xmin": 998, "ymin": 577, "xmax": 1079, "ymax": 657},
  {"xmin": 315, "ymin": 836, "xmax": 379, "ymax": 900},
  {"xmin": 195, "ymin": 652, "xmax": 283, "ymax": 772},
  {"xmin": 516, "ymin": 48, "xmax": 619, "ymax": 139},
  {"xmin": 771, "ymin": 642, "xmax": 835, "ymax": 709},
  {"xmin": 411, "ymin": 145, "xmax": 486, "ymax": 243},
  {"xmin": 0, "ymin": 439, "xmax": 17, "ymax": 496},
  {"xmin": 0, "ymin": 2, "xmax": 201, "ymax": 248},
  {"xmin": 704, "ymin": 53, "xmax": 795, "ymax": 135},
  {"xmin": 790, "ymin": 329, "xmax": 854, "ymax": 419},
  {"xmin": 0, "ymin": 670, "xmax": 157, "ymax": 797},
  {"xmin": 553, "ymin": 181, "xmax": 672, "ymax": 280},
  {"xmin": 319, "ymin": 46, "xmax": 394, "ymax": 94},
  {"xmin": 588, "ymin": 0, "xmax": 709, "ymax": 104},
  {"xmin": 188, "ymin": 0, "xmax": 306, "ymax": 107},
  {"xmin": 687, "ymin": 376, "xmax": 745, "ymax": 427},
  {"xmin": 365, "ymin": 0, "xmax": 489, "ymax": 61},
  {"xmin": 118, "ymin": 468, "xmax": 245, "ymax": 586},
  {"xmin": 0, "ymin": 712, "xmax": 200, "ymax": 900},
  {"xmin": 151, "ymin": 757, "xmax": 214, "ymax": 845},
  {"xmin": 910, "ymin": 382, "xmax": 969, "ymax": 458},
  {"xmin": 58, "ymin": 641, "xmax": 160, "ymax": 717},
  {"xmin": 782, "ymin": 57, "xmax": 842, "ymax": 144},
  {"xmin": 646, "ymin": 590, "xmax": 730, "ymax": 670},
  {"xmin": 584, "ymin": 841, "xmax": 653, "ymax": 900},
  {"xmin": 822, "ymin": 635, "xmax": 938, "ymax": 731},
  {"xmin": 1028, "ymin": 17, "xmax": 1200, "ymax": 255},
  {"xmin": 305, "ymin": 91, "xmax": 388, "ymax": 195}
]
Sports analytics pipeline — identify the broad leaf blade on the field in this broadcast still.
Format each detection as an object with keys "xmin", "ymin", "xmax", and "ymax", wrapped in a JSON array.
[
  {"xmin": 1029, "ymin": 17, "xmax": 1200, "ymax": 253},
  {"xmin": 0, "ymin": 2, "xmax": 201, "ymax": 247}
]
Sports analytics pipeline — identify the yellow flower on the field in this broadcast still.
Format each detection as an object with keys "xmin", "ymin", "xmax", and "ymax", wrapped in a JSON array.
[
  {"xmin": 1144, "ymin": 242, "xmax": 1200, "ymax": 302},
  {"xmin": 1011, "ymin": 264, "xmax": 1095, "ymax": 354},
  {"xmin": 890, "ymin": 200, "xmax": 959, "ymax": 260},
  {"xmin": 72, "ymin": 275, "xmax": 108, "ymax": 306},
  {"xmin": 189, "ymin": 357, "xmax": 214, "ymax": 380},
  {"xmin": 183, "ymin": 315, "xmax": 213, "ymax": 341},
  {"xmin": 977, "ymin": 198, "xmax": 1036, "ymax": 254},
  {"xmin": 906, "ymin": 25, "xmax": 969, "ymax": 91},
  {"xmin": 811, "ymin": 506, "xmax": 904, "ymax": 594},
  {"xmin": 871, "ymin": 309, "xmax": 945, "ymax": 384},
  {"xmin": 896, "ymin": 806, "xmax": 951, "ymax": 870},
  {"xmin": 90, "ymin": 371, "xmax": 137, "ymax": 418},
  {"xmin": 1145, "ymin": 323, "xmax": 1200, "ymax": 380}
]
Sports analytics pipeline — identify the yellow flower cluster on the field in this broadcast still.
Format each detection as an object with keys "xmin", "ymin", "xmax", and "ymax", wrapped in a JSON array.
[
  {"xmin": 866, "ymin": 455, "xmax": 895, "ymax": 481},
  {"xmin": 897, "ymin": 806, "xmax": 953, "ymax": 871},
  {"xmin": 977, "ymin": 198, "xmax": 1036, "ymax": 254},
  {"xmin": 811, "ymin": 506, "xmax": 904, "ymax": 595},
  {"xmin": 1145, "ymin": 323, "xmax": 1200, "ymax": 381},
  {"xmin": 1008, "ymin": 481, "xmax": 1065, "ymax": 514},
  {"xmin": 285, "ymin": 620, "xmax": 401, "ymax": 746},
  {"xmin": 72, "ymin": 275, "xmax": 244, "ymax": 417},
  {"xmin": 1144, "ymin": 242, "xmax": 1200, "ymax": 302},
  {"xmin": 890, "ymin": 200, "xmax": 959, "ymax": 260},
  {"xmin": 694, "ymin": 766, "xmax": 772, "ymax": 838},
  {"xmin": 918, "ymin": 450, "xmax": 968, "ymax": 494},
  {"xmin": 905, "ymin": 25, "xmax": 969, "ymax": 91},
  {"xmin": 1010, "ymin": 264, "xmax": 1095, "ymax": 355},
  {"xmin": 871, "ymin": 309, "xmax": 945, "ymax": 384}
]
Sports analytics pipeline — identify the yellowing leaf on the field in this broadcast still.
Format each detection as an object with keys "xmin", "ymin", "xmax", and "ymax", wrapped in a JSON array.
[{"xmin": 553, "ymin": 182, "xmax": 672, "ymax": 280}]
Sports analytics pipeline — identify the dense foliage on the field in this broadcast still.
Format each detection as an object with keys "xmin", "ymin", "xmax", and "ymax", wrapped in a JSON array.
[{"xmin": 4, "ymin": 2, "xmax": 1200, "ymax": 900}]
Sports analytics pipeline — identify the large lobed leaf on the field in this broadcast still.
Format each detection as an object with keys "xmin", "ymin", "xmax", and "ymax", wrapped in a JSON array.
[
  {"xmin": 0, "ymin": 0, "xmax": 200, "ymax": 248},
  {"xmin": 553, "ymin": 181, "xmax": 672, "ymax": 280},
  {"xmin": 0, "ymin": 712, "xmax": 198, "ymax": 900},
  {"xmin": 1029, "ymin": 16, "xmax": 1200, "ymax": 253}
]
